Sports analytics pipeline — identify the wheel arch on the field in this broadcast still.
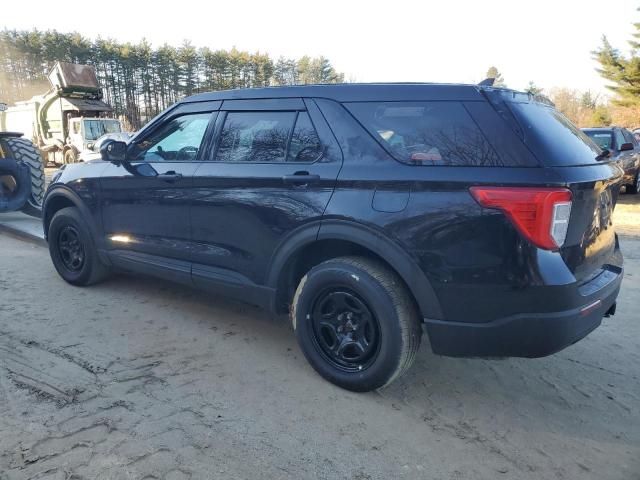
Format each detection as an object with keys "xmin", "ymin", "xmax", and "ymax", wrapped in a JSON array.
[
  {"xmin": 266, "ymin": 220, "xmax": 443, "ymax": 320},
  {"xmin": 43, "ymin": 187, "xmax": 100, "ymax": 245}
]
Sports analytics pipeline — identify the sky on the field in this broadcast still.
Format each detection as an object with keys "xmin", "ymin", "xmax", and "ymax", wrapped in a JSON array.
[{"xmin": 2, "ymin": 0, "xmax": 639, "ymax": 96}]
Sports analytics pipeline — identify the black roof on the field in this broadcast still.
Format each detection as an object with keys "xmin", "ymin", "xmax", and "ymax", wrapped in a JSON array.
[{"xmin": 182, "ymin": 82, "xmax": 497, "ymax": 103}]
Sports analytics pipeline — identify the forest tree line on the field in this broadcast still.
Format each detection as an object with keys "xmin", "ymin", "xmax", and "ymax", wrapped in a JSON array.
[{"xmin": 0, "ymin": 30, "xmax": 345, "ymax": 129}]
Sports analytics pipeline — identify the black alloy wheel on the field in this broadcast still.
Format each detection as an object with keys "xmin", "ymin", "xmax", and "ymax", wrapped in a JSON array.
[
  {"xmin": 57, "ymin": 225, "xmax": 85, "ymax": 272},
  {"xmin": 310, "ymin": 289, "xmax": 380, "ymax": 371}
]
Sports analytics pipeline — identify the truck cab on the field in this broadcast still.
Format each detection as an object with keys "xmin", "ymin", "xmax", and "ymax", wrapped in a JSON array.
[{"xmin": 67, "ymin": 117, "xmax": 122, "ymax": 163}]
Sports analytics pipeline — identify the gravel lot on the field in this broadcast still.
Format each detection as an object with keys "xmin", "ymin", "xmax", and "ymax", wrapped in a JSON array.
[{"xmin": 0, "ymin": 195, "xmax": 639, "ymax": 480}]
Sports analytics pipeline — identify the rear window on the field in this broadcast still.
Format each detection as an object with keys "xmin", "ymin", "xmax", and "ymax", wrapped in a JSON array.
[
  {"xmin": 507, "ymin": 102, "xmax": 602, "ymax": 166},
  {"xmin": 345, "ymin": 101, "xmax": 503, "ymax": 166},
  {"xmin": 583, "ymin": 130, "xmax": 613, "ymax": 150}
]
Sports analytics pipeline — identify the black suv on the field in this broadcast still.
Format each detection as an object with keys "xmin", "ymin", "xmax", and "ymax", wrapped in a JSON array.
[{"xmin": 43, "ymin": 84, "xmax": 624, "ymax": 392}]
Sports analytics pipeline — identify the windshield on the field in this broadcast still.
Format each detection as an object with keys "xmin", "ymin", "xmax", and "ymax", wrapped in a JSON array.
[
  {"xmin": 582, "ymin": 130, "xmax": 613, "ymax": 151},
  {"xmin": 83, "ymin": 119, "xmax": 121, "ymax": 141}
]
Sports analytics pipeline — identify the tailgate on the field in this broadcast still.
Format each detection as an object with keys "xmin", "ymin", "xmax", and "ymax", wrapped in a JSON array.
[{"xmin": 556, "ymin": 164, "xmax": 623, "ymax": 283}]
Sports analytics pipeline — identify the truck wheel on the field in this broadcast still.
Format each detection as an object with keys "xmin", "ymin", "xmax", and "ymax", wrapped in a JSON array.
[
  {"xmin": 64, "ymin": 149, "xmax": 78, "ymax": 164},
  {"xmin": 4, "ymin": 137, "xmax": 45, "ymax": 216},
  {"xmin": 291, "ymin": 256, "xmax": 422, "ymax": 392},
  {"xmin": 48, "ymin": 206, "xmax": 109, "ymax": 286}
]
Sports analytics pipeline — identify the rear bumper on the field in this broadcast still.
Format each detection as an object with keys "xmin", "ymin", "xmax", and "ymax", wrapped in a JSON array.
[{"xmin": 425, "ymin": 267, "xmax": 622, "ymax": 358}]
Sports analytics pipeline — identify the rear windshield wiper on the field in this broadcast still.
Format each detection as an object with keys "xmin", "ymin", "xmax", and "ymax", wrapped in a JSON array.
[{"xmin": 595, "ymin": 148, "xmax": 610, "ymax": 161}]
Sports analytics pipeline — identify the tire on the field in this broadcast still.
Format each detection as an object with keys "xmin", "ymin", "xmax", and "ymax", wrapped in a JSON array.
[
  {"xmin": 64, "ymin": 149, "xmax": 78, "ymax": 164},
  {"xmin": 291, "ymin": 256, "xmax": 421, "ymax": 392},
  {"xmin": 4, "ymin": 137, "xmax": 45, "ymax": 214},
  {"xmin": 627, "ymin": 172, "xmax": 640, "ymax": 194},
  {"xmin": 48, "ymin": 206, "xmax": 109, "ymax": 286}
]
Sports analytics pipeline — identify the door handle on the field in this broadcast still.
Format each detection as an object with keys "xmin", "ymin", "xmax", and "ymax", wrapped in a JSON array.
[
  {"xmin": 282, "ymin": 171, "xmax": 320, "ymax": 185},
  {"xmin": 158, "ymin": 171, "xmax": 183, "ymax": 182}
]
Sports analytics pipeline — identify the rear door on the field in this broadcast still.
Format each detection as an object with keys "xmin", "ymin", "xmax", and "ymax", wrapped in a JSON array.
[
  {"xmin": 190, "ymin": 98, "xmax": 342, "ymax": 298},
  {"xmin": 100, "ymin": 103, "xmax": 218, "ymax": 282}
]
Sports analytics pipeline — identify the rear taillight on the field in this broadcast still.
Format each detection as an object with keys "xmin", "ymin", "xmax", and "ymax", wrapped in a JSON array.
[{"xmin": 470, "ymin": 187, "xmax": 572, "ymax": 250}]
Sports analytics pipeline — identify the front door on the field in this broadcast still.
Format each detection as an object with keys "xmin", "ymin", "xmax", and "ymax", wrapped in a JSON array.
[
  {"xmin": 190, "ymin": 98, "xmax": 343, "ymax": 302},
  {"xmin": 100, "ymin": 110, "xmax": 216, "ymax": 283}
]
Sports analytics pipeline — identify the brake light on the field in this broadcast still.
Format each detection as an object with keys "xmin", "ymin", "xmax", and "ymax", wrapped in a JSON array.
[{"xmin": 470, "ymin": 187, "xmax": 572, "ymax": 250}]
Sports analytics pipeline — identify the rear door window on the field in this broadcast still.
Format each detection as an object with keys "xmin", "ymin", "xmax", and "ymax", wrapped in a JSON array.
[
  {"xmin": 215, "ymin": 111, "xmax": 296, "ymax": 163},
  {"xmin": 345, "ymin": 101, "xmax": 503, "ymax": 166},
  {"xmin": 287, "ymin": 112, "xmax": 323, "ymax": 163}
]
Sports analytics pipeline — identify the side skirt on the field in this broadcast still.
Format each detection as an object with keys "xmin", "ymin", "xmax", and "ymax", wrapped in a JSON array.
[{"xmin": 106, "ymin": 249, "xmax": 275, "ymax": 311}]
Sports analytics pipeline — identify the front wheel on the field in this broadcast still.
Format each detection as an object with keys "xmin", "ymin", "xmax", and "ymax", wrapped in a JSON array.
[
  {"xmin": 291, "ymin": 256, "xmax": 421, "ymax": 392},
  {"xmin": 48, "ymin": 207, "xmax": 109, "ymax": 286},
  {"xmin": 64, "ymin": 149, "xmax": 78, "ymax": 164}
]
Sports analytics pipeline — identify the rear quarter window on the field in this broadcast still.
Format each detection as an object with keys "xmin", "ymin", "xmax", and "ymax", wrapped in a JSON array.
[
  {"xmin": 345, "ymin": 101, "xmax": 505, "ymax": 166},
  {"xmin": 508, "ymin": 102, "xmax": 602, "ymax": 166}
]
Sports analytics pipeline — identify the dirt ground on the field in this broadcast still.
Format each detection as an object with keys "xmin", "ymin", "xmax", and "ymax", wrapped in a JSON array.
[{"xmin": 0, "ymin": 196, "xmax": 639, "ymax": 480}]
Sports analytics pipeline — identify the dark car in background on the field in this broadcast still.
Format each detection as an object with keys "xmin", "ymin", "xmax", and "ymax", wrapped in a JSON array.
[
  {"xmin": 583, "ymin": 127, "xmax": 640, "ymax": 193},
  {"xmin": 42, "ymin": 84, "xmax": 623, "ymax": 392}
]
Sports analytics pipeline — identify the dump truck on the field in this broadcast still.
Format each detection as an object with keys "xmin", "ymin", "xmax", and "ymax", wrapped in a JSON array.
[{"xmin": 0, "ymin": 62, "xmax": 123, "ymax": 165}]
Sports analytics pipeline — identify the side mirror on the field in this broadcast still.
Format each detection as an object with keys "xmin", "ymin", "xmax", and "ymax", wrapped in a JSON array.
[
  {"xmin": 100, "ymin": 140, "xmax": 127, "ymax": 163},
  {"xmin": 0, "ymin": 103, "xmax": 7, "ymax": 112},
  {"xmin": 619, "ymin": 142, "xmax": 634, "ymax": 152}
]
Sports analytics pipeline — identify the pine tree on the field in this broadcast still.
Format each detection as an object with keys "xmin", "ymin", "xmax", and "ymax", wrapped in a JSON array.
[
  {"xmin": 525, "ymin": 81, "xmax": 542, "ymax": 95},
  {"xmin": 0, "ymin": 29, "xmax": 346, "ymax": 128},
  {"xmin": 593, "ymin": 19, "xmax": 640, "ymax": 106},
  {"xmin": 485, "ymin": 66, "xmax": 506, "ymax": 87}
]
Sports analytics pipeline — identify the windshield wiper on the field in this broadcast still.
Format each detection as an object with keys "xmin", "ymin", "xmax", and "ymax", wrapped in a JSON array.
[{"xmin": 595, "ymin": 149, "xmax": 610, "ymax": 161}]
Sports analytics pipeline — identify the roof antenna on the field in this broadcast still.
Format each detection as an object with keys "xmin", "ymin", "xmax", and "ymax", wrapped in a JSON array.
[{"xmin": 478, "ymin": 77, "xmax": 495, "ymax": 87}]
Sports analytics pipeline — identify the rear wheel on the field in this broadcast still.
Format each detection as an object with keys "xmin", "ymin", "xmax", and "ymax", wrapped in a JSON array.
[
  {"xmin": 3, "ymin": 137, "xmax": 45, "ymax": 215},
  {"xmin": 291, "ymin": 256, "xmax": 421, "ymax": 392},
  {"xmin": 48, "ymin": 207, "xmax": 109, "ymax": 286},
  {"xmin": 627, "ymin": 172, "xmax": 640, "ymax": 194}
]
